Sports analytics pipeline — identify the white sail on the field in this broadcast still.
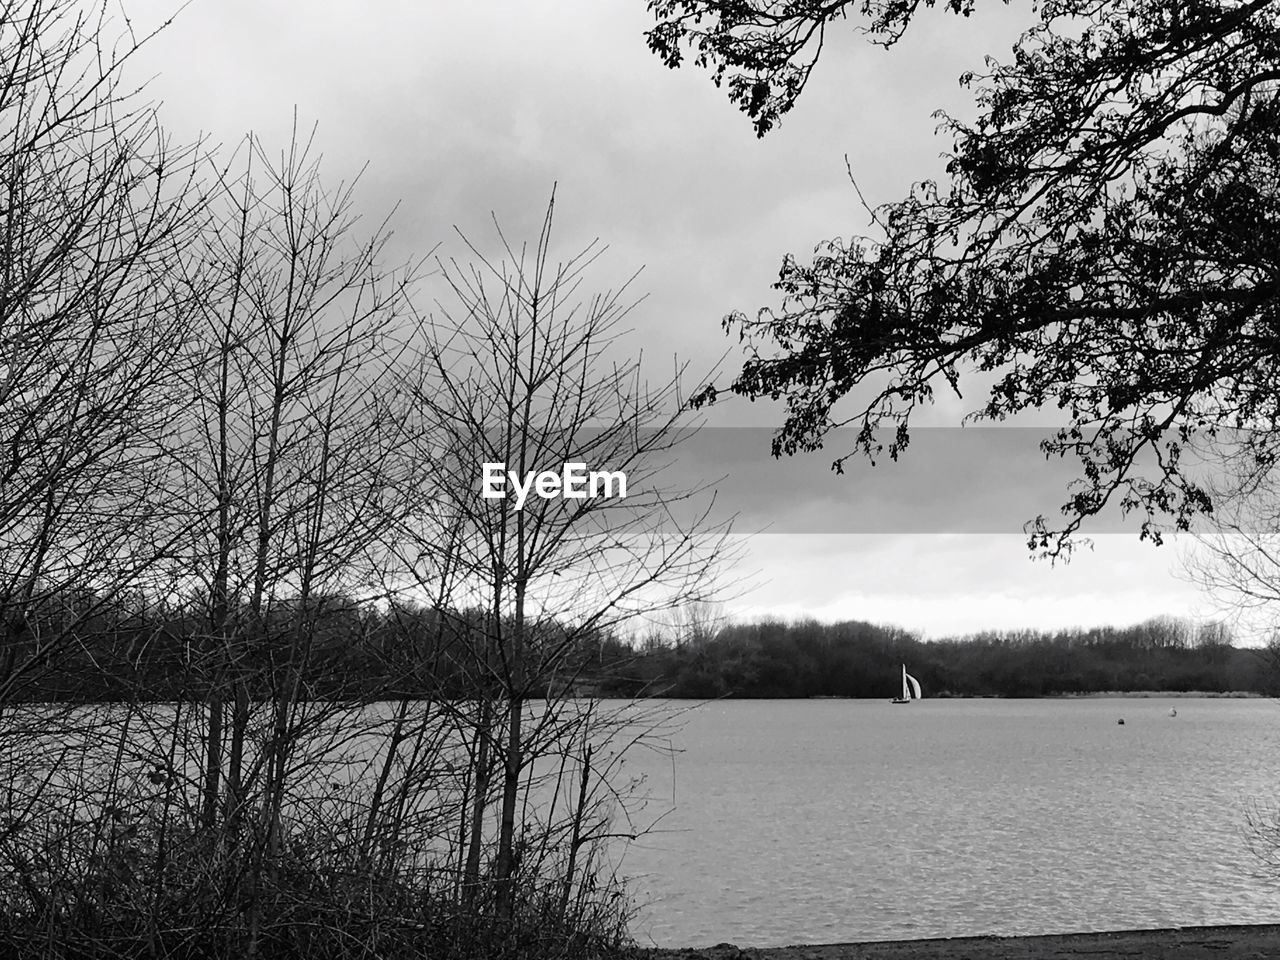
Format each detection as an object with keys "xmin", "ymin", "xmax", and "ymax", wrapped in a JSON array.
[
  {"xmin": 893, "ymin": 663, "xmax": 922, "ymax": 702},
  {"xmin": 904, "ymin": 670, "xmax": 922, "ymax": 700}
]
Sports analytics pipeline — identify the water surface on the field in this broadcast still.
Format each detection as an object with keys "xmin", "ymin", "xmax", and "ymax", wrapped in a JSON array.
[{"xmin": 614, "ymin": 697, "xmax": 1280, "ymax": 947}]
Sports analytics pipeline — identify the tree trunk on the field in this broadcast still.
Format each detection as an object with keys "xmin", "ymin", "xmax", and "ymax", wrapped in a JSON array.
[
  {"xmin": 362, "ymin": 696, "xmax": 410, "ymax": 862},
  {"xmin": 462, "ymin": 697, "xmax": 491, "ymax": 906},
  {"xmin": 494, "ymin": 582, "xmax": 525, "ymax": 919},
  {"xmin": 201, "ymin": 696, "xmax": 223, "ymax": 829},
  {"xmin": 559, "ymin": 743, "xmax": 592, "ymax": 923}
]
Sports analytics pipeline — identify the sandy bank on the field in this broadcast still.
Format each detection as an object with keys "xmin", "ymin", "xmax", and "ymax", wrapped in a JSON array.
[{"xmin": 644, "ymin": 924, "xmax": 1280, "ymax": 959}]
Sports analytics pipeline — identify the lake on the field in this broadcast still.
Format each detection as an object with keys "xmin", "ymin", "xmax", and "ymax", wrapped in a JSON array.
[{"xmin": 611, "ymin": 697, "xmax": 1280, "ymax": 947}]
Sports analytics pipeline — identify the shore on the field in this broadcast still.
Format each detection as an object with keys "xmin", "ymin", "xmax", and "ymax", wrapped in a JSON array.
[
  {"xmin": 645, "ymin": 924, "xmax": 1280, "ymax": 959},
  {"xmin": 1051, "ymin": 690, "xmax": 1266, "ymax": 698}
]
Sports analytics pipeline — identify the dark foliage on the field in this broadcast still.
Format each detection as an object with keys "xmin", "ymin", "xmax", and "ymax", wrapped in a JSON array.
[
  {"xmin": 647, "ymin": 0, "xmax": 1280, "ymax": 556},
  {"xmin": 615, "ymin": 614, "xmax": 1276, "ymax": 698},
  {"xmin": 0, "ymin": 583, "xmax": 634, "ymax": 703},
  {"xmin": 0, "ymin": 810, "xmax": 634, "ymax": 960},
  {"xmin": 7, "ymin": 584, "xmax": 1269, "ymax": 701}
]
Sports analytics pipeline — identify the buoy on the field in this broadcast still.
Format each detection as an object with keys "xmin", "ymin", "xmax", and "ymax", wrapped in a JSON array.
[{"xmin": 1117, "ymin": 718, "xmax": 1125, "ymax": 725}]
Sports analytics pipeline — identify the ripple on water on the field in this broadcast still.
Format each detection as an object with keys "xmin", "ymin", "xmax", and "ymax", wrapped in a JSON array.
[{"xmin": 617, "ymin": 698, "xmax": 1280, "ymax": 947}]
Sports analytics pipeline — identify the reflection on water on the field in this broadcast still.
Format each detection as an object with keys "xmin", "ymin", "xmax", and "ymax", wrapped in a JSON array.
[{"xmin": 615, "ymin": 698, "xmax": 1280, "ymax": 947}]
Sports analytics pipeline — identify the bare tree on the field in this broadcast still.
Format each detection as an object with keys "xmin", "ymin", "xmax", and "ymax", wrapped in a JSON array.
[
  {"xmin": 154, "ymin": 122, "xmax": 426, "ymax": 952},
  {"xmin": 667, "ymin": 599, "xmax": 727, "ymax": 651},
  {"xmin": 0, "ymin": 0, "xmax": 208, "ymax": 702},
  {"xmin": 1, "ymin": 8, "xmax": 716, "ymax": 954},
  {"xmin": 1181, "ymin": 431, "xmax": 1280, "ymax": 647},
  {"xmin": 396, "ymin": 193, "xmax": 735, "ymax": 921}
]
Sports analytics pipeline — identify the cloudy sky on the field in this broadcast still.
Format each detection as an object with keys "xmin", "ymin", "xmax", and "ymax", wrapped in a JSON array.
[{"xmin": 120, "ymin": 0, "xmax": 1242, "ymax": 639}]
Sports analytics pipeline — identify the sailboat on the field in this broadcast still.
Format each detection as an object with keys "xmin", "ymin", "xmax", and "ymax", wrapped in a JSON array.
[{"xmin": 891, "ymin": 664, "xmax": 922, "ymax": 704}]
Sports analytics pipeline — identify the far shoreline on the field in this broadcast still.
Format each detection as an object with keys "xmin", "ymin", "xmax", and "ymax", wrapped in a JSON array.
[
  {"xmin": 642, "ymin": 923, "xmax": 1280, "ymax": 959},
  {"xmin": 1045, "ymin": 690, "xmax": 1265, "ymax": 698},
  {"xmin": 804, "ymin": 690, "xmax": 1270, "ymax": 700}
]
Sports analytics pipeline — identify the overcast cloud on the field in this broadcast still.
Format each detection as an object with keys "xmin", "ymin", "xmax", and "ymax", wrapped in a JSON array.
[{"xmin": 119, "ymin": 0, "xmax": 1232, "ymax": 639}]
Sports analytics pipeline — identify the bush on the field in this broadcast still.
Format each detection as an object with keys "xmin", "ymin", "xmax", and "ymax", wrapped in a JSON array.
[{"xmin": 0, "ymin": 799, "xmax": 637, "ymax": 960}]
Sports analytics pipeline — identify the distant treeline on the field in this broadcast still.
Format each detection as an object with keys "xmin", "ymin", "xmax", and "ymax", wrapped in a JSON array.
[
  {"xmin": 7, "ymin": 586, "xmax": 1275, "ymax": 700},
  {"xmin": 612, "ymin": 615, "xmax": 1279, "ymax": 699},
  {"xmin": 3, "ymin": 585, "xmax": 616, "ymax": 702}
]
